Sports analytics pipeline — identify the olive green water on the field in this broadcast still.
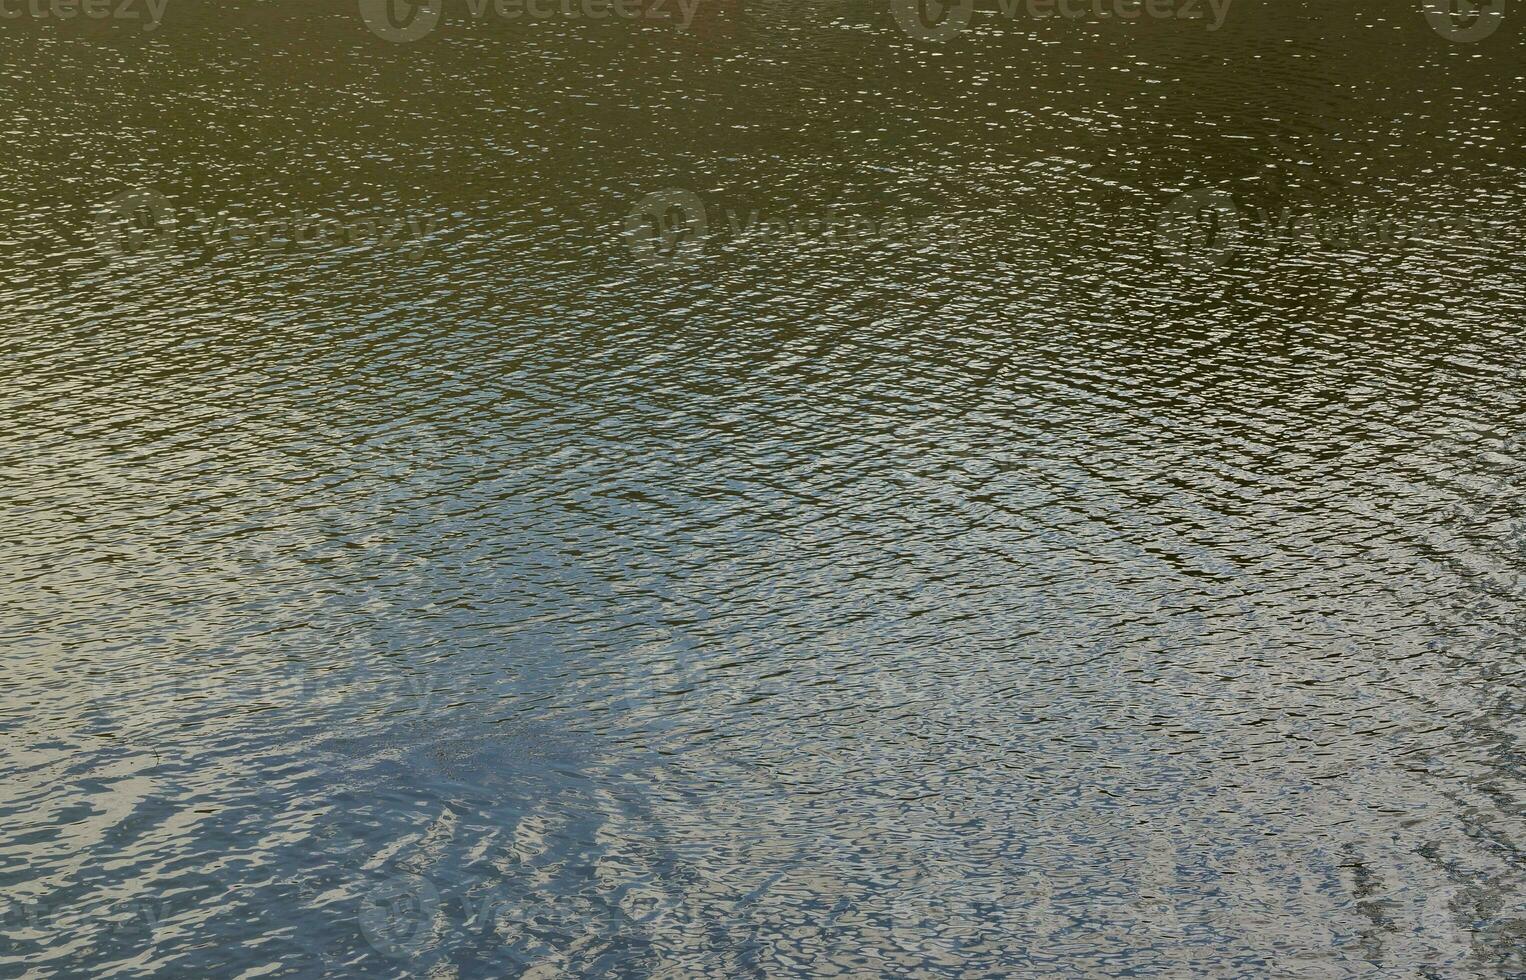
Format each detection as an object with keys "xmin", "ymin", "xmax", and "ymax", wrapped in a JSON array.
[{"xmin": 2, "ymin": 1, "xmax": 1523, "ymax": 976}]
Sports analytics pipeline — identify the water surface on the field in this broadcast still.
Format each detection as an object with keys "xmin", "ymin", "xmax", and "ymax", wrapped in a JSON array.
[{"xmin": 2, "ymin": 1, "xmax": 1523, "ymax": 975}]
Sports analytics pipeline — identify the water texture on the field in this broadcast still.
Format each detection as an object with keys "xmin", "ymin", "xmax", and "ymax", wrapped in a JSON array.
[{"xmin": 2, "ymin": 0, "xmax": 1523, "ymax": 975}]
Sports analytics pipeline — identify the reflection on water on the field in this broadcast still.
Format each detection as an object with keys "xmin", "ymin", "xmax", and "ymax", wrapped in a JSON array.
[{"xmin": 2, "ymin": 0, "xmax": 1523, "ymax": 975}]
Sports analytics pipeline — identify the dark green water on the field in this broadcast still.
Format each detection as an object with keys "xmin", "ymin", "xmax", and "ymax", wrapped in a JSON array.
[{"xmin": 2, "ymin": 1, "xmax": 1523, "ymax": 975}]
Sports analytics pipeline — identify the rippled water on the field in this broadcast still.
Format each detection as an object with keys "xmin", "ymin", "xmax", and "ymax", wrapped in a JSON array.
[{"xmin": 3, "ymin": 0, "xmax": 1524, "ymax": 975}]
